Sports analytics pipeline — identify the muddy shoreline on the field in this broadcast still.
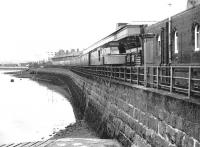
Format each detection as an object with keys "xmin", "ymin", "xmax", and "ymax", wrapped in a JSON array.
[{"xmin": 8, "ymin": 70, "xmax": 99, "ymax": 140}]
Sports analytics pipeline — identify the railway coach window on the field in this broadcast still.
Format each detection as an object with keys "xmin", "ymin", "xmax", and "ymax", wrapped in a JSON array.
[
  {"xmin": 195, "ymin": 25, "xmax": 200, "ymax": 51},
  {"xmin": 157, "ymin": 35, "xmax": 161, "ymax": 56},
  {"xmin": 174, "ymin": 31, "xmax": 179, "ymax": 54}
]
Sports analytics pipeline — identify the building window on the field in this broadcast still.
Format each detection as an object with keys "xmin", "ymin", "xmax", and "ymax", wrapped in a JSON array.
[
  {"xmin": 174, "ymin": 31, "xmax": 178, "ymax": 54},
  {"xmin": 157, "ymin": 35, "xmax": 161, "ymax": 56},
  {"xmin": 98, "ymin": 50, "xmax": 101, "ymax": 61},
  {"xmin": 195, "ymin": 25, "xmax": 200, "ymax": 51}
]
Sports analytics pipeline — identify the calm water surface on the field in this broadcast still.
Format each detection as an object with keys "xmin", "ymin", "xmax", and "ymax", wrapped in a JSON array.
[{"xmin": 0, "ymin": 70, "xmax": 75, "ymax": 144}]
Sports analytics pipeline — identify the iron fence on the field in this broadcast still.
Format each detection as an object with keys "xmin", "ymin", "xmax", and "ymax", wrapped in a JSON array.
[{"xmin": 71, "ymin": 65, "xmax": 200, "ymax": 98}]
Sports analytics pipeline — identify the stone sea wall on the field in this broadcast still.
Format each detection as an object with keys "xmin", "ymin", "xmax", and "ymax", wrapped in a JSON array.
[{"xmin": 33, "ymin": 68, "xmax": 200, "ymax": 147}]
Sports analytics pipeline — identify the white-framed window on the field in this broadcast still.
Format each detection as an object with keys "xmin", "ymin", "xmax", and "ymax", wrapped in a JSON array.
[
  {"xmin": 157, "ymin": 35, "xmax": 161, "ymax": 56},
  {"xmin": 195, "ymin": 25, "xmax": 200, "ymax": 51},
  {"xmin": 174, "ymin": 31, "xmax": 178, "ymax": 54}
]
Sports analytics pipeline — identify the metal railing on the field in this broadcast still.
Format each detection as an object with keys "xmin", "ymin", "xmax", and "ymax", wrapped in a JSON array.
[{"xmin": 71, "ymin": 65, "xmax": 200, "ymax": 98}]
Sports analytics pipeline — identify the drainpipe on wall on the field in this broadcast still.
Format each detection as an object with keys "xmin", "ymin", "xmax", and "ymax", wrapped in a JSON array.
[
  {"xmin": 168, "ymin": 3, "xmax": 172, "ymax": 65},
  {"xmin": 168, "ymin": 16, "xmax": 172, "ymax": 65}
]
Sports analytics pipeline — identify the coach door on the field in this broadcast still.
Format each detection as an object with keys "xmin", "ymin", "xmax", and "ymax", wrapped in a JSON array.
[
  {"xmin": 88, "ymin": 52, "xmax": 91, "ymax": 65},
  {"xmin": 144, "ymin": 37, "xmax": 154, "ymax": 87},
  {"xmin": 161, "ymin": 24, "xmax": 169, "ymax": 65},
  {"xmin": 160, "ymin": 25, "xmax": 170, "ymax": 84},
  {"xmin": 144, "ymin": 38, "xmax": 154, "ymax": 66}
]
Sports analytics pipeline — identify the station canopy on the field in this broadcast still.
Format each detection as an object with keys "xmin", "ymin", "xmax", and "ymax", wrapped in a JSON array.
[{"xmin": 82, "ymin": 24, "xmax": 146, "ymax": 54}]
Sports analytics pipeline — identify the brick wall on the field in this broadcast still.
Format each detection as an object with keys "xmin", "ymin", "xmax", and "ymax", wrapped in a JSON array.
[{"xmin": 145, "ymin": 5, "xmax": 200, "ymax": 65}]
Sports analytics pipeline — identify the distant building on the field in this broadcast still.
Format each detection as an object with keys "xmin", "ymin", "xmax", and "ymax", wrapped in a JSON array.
[
  {"xmin": 47, "ymin": 51, "xmax": 56, "ymax": 61},
  {"xmin": 52, "ymin": 48, "xmax": 83, "ymax": 63},
  {"xmin": 2, "ymin": 63, "xmax": 18, "ymax": 67},
  {"xmin": 71, "ymin": 49, "xmax": 75, "ymax": 53},
  {"xmin": 55, "ymin": 49, "xmax": 65, "ymax": 56},
  {"xmin": 66, "ymin": 50, "xmax": 69, "ymax": 54},
  {"xmin": 19, "ymin": 62, "xmax": 30, "ymax": 67},
  {"xmin": 51, "ymin": 49, "xmax": 82, "ymax": 65},
  {"xmin": 47, "ymin": 51, "xmax": 55, "ymax": 57}
]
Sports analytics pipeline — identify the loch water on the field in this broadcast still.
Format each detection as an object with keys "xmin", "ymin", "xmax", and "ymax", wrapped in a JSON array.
[{"xmin": 0, "ymin": 70, "xmax": 75, "ymax": 144}]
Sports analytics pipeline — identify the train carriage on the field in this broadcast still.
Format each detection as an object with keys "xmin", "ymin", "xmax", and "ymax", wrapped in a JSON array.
[{"xmin": 50, "ymin": 1, "xmax": 200, "ymax": 97}]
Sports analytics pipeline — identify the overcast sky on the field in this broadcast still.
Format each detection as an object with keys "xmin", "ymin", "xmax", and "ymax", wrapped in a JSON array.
[{"xmin": 0, "ymin": 0, "xmax": 187, "ymax": 63}]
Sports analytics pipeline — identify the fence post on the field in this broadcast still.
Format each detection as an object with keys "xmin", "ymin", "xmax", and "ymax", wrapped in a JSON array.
[
  {"xmin": 107, "ymin": 66, "xmax": 112, "ymax": 87},
  {"xmin": 188, "ymin": 66, "xmax": 192, "ymax": 98},
  {"xmin": 95, "ymin": 67, "xmax": 99, "ymax": 76},
  {"xmin": 137, "ymin": 66, "xmax": 139, "ymax": 85},
  {"xmin": 144, "ymin": 66, "xmax": 147, "ymax": 87},
  {"xmin": 104, "ymin": 67, "xmax": 106, "ymax": 77},
  {"xmin": 90, "ymin": 67, "xmax": 92, "ymax": 75},
  {"xmin": 157, "ymin": 66, "xmax": 159, "ymax": 89},
  {"xmin": 105, "ymin": 67, "xmax": 107, "ymax": 77},
  {"xmin": 130, "ymin": 66, "xmax": 132, "ymax": 83},
  {"xmin": 124, "ymin": 66, "xmax": 126, "ymax": 82},
  {"xmin": 170, "ymin": 66, "xmax": 173, "ymax": 93},
  {"xmin": 110, "ymin": 66, "xmax": 113, "ymax": 79},
  {"xmin": 113, "ymin": 67, "xmax": 115, "ymax": 79}
]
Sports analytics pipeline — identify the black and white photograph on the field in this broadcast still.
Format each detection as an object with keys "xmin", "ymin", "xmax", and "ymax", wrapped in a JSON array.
[{"xmin": 0, "ymin": 0, "xmax": 200, "ymax": 146}]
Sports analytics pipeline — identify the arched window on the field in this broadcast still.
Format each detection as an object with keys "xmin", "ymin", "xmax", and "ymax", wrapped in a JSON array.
[
  {"xmin": 157, "ymin": 35, "xmax": 161, "ymax": 56},
  {"xmin": 174, "ymin": 31, "xmax": 178, "ymax": 54},
  {"xmin": 195, "ymin": 25, "xmax": 200, "ymax": 51}
]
